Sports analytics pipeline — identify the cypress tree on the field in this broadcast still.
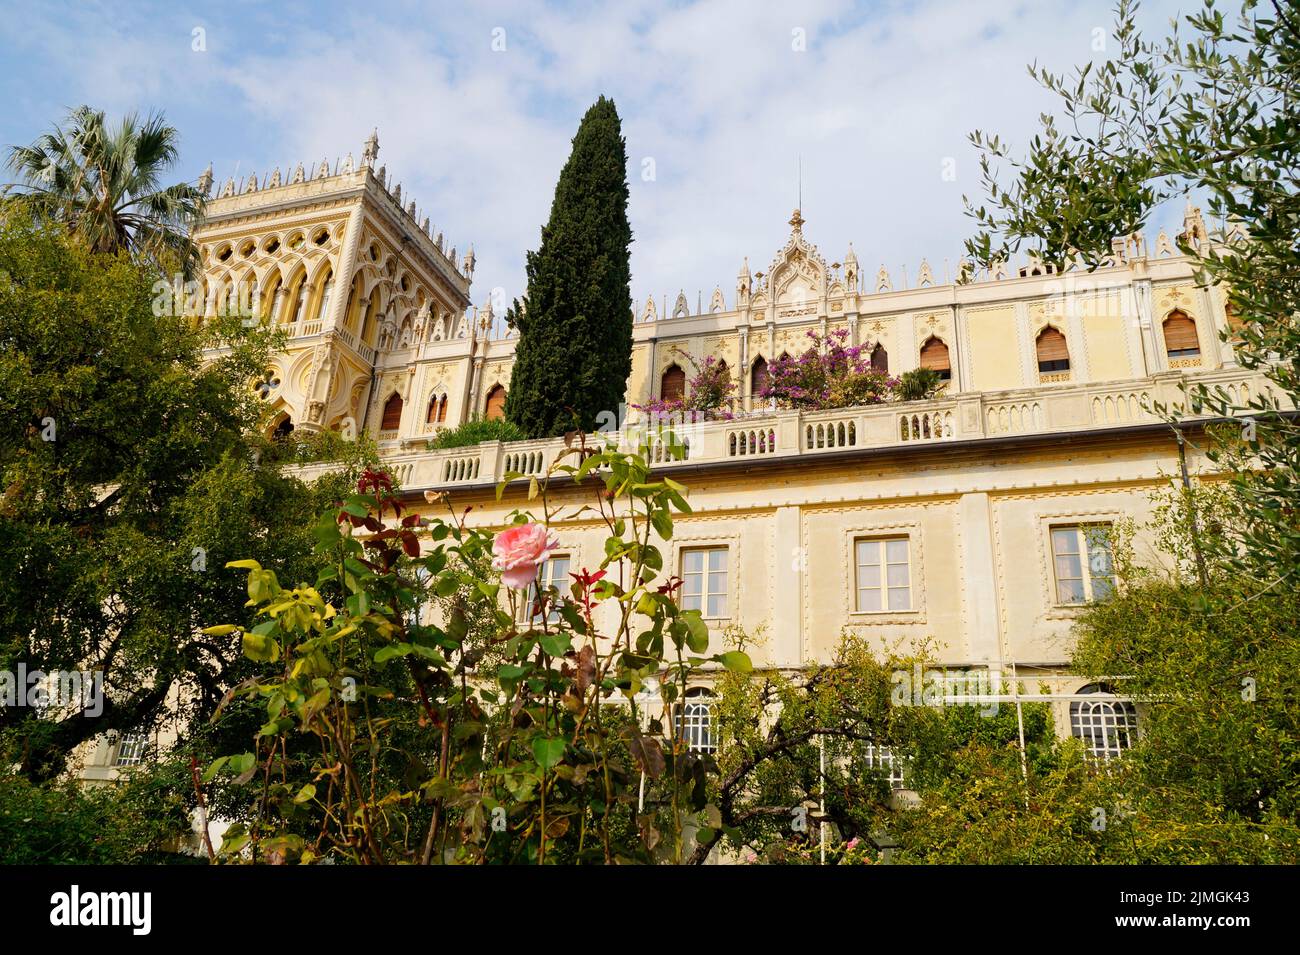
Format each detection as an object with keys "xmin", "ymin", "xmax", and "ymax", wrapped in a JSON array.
[{"xmin": 505, "ymin": 96, "xmax": 633, "ymax": 437}]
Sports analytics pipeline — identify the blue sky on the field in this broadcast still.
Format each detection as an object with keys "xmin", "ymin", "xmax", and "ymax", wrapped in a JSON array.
[{"xmin": 1, "ymin": 0, "xmax": 1201, "ymax": 312}]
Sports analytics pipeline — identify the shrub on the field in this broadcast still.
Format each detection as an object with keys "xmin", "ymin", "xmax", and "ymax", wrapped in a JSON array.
[
  {"xmin": 893, "ymin": 368, "xmax": 945, "ymax": 402},
  {"xmin": 427, "ymin": 416, "xmax": 525, "ymax": 449},
  {"xmin": 761, "ymin": 329, "xmax": 893, "ymax": 411},
  {"xmin": 632, "ymin": 348, "xmax": 737, "ymax": 423}
]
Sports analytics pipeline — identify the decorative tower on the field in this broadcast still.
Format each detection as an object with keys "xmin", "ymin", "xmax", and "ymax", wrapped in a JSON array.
[{"xmin": 192, "ymin": 131, "xmax": 473, "ymax": 440}]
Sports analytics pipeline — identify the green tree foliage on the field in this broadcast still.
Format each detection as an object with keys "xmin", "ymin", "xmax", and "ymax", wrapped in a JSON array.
[
  {"xmin": 0, "ymin": 217, "xmax": 359, "ymax": 781},
  {"xmin": 505, "ymin": 97, "xmax": 634, "ymax": 437},
  {"xmin": 0, "ymin": 765, "xmax": 197, "ymax": 864},
  {"xmin": 893, "ymin": 368, "xmax": 945, "ymax": 403},
  {"xmin": 4, "ymin": 106, "xmax": 206, "ymax": 276},
  {"xmin": 965, "ymin": 0, "xmax": 1300, "ymax": 577}
]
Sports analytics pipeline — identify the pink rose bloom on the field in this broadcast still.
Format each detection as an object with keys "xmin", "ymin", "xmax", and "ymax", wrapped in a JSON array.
[{"xmin": 492, "ymin": 523, "xmax": 558, "ymax": 589}]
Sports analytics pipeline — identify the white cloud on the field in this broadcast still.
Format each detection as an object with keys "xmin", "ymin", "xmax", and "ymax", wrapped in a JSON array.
[{"xmin": 1, "ymin": 0, "xmax": 1199, "ymax": 314}]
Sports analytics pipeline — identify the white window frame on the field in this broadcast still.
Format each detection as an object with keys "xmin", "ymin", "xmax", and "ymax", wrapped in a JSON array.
[
  {"xmin": 676, "ymin": 689, "xmax": 717, "ymax": 754},
  {"xmin": 680, "ymin": 546, "xmax": 729, "ymax": 620},
  {"xmin": 1070, "ymin": 688, "xmax": 1138, "ymax": 761},
  {"xmin": 853, "ymin": 536, "xmax": 912, "ymax": 613},
  {"xmin": 114, "ymin": 730, "xmax": 150, "ymax": 767},
  {"xmin": 520, "ymin": 554, "xmax": 572, "ymax": 624},
  {"xmin": 863, "ymin": 742, "xmax": 907, "ymax": 790},
  {"xmin": 1050, "ymin": 523, "xmax": 1116, "ymax": 605}
]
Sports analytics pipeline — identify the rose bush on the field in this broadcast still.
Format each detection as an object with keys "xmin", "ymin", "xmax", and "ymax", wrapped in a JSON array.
[{"xmin": 199, "ymin": 439, "xmax": 752, "ymax": 864}]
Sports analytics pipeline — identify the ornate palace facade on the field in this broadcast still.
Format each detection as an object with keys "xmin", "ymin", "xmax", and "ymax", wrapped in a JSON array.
[{"xmin": 99, "ymin": 130, "xmax": 1266, "ymax": 778}]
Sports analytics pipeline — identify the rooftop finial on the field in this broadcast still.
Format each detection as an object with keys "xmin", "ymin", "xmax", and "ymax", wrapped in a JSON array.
[
  {"xmin": 362, "ymin": 127, "xmax": 380, "ymax": 168},
  {"xmin": 789, "ymin": 208, "xmax": 805, "ymax": 233},
  {"xmin": 198, "ymin": 162, "xmax": 213, "ymax": 196}
]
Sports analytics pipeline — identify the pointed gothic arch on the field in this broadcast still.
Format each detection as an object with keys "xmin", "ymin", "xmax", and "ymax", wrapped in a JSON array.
[
  {"xmin": 660, "ymin": 364, "xmax": 686, "ymax": 402},
  {"xmin": 427, "ymin": 391, "xmax": 449, "ymax": 426},
  {"xmin": 1162, "ymin": 310, "xmax": 1200, "ymax": 358},
  {"xmin": 1035, "ymin": 325, "xmax": 1070, "ymax": 374},
  {"xmin": 282, "ymin": 267, "xmax": 310, "ymax": 325},
  {"xmin": 311, "ymin": 265, "xmax": 335, "ymax": 324},
  {"xmin": 919, "ymin": 336, "xmax": 951, "ymax": 380},
  {"xmin": 750, "ymin": 355, "xmax": 769, "ymax": 398},
  {"xmin": 484, "ymin": 384, "xmax": 507, "ymax": 421},
  {"xmin": 261, "ymin": 271, "xmax": 284, "ymax": 325},
  {"xmin": 869, "ymin": 343, "xmax": 888, "ymax": 374},
  {"xmin": 269, "ymin": 411, "xmax": 294, "ymax": 442},
  {"xmin": 380, "ymin": 392, "xmax": 403, "ymax": 433},
  {"xmin": 361, "ymin": 291, "xmax": 384, "ymax": 346}
]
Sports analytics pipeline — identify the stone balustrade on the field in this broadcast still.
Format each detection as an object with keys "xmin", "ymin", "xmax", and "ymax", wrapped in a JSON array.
[{"xmin": 292, "ymin": 368, "xmax": 1277, "ymax": 492}]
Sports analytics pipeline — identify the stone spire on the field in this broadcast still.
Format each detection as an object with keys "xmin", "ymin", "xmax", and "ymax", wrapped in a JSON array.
[
  {"xmin": 362, "ymin": 127, "xmax": 380, "ymax": 168},
  {"xmin": 198, "ymin": 162, "xmax": 213, "ymax": 197}
]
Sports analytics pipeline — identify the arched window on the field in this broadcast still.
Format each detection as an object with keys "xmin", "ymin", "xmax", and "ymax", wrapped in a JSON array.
[
  {"xmin": 1070, "ymin": 684, "xmax": 1137, "ymax": 761},
  {"xmin": 1224, "ymin": 301, "xmax": 1244, "ymax": 337},
  {"xmin": 380, "ymin": 393, "xmax": 403, "ymax": 432},
  {"xmin": 1036, "ymin": 326, "xmax": 1070, "ymax": 374},
  {"xmin": 919, "ymin": 337, "xmax": 951, "ymax": 380},
  {"xmin": 426, "ymin": 393, "xmax": 449, "ymax": 426},
  {"xmin": 271, "ymin": 414, "xmax": 294, "ymax": 442},
  {"xmin": 314, "ymin": 267, "xmax": 334, "ymax": 323},
  {"xmin": 1163, "ymin": 310, "xmax": 1200, "ymax": 358},
  {"xmin": 361, "ymin": 294, "xmax": 382, "ymax": 346},
  {"xmin": 870, "ymin": 343, "xmax": 888, "ymax": 374},
  {"xmin": 484, "ymin": 384, "xmax": 507, "ymax": 421},
  {"xmin": 262, "ymin": 273, "xmax": 284, "ymax": 325},
  {"xmin": 285, "ymin": 272, "xmax": 308, "ymax": 325},
  {"xmin": 750, "ymin": 356, "xmax": 769, "ymax": 397},
  {"xmin": 660, "ymin": 364, "xmax": 686, "ymax": 402},
  {"xmin": 675, "ymin": 687, "xmax": 717, "ymax": 754}
]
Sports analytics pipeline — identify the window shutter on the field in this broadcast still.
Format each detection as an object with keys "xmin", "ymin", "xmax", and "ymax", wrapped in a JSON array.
[
  {"xmin": 750, "ymin": 358, "xmax": 769, "ymax": 396},
  {"xmin": 1163, "ymin": 312, "xmax": 1200, "ymax": 354},
  {"xmin": 1036, "ymin": 327, "xmax": 1069, "ymax": 363},
  {"xmin": 484, "ymin": 385, "xmax": 507, "ymax": 421},
  {"xmin": 380, "ymin": 394, "xmax": 403, "ymax": 431},
  {"xmin": 1225, "ymin": 303, "xmax": 1245, "ymax": 333},
  {"xmin": 870, "ymin": 344, "xmax": 888, "ymax": 373},
  {"xmin": 919, "ymin": 338, "xmax": 950, "ymax": 373},
  {"xmin": 661, "ymin": 365, "xmax": 686, "ymax": 402}
]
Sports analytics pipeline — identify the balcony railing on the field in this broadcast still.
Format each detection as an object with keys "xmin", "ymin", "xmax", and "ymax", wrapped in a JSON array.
[{"xmin": 294, "ymin": 368, "xmax": 1279, "ymax": 492}]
